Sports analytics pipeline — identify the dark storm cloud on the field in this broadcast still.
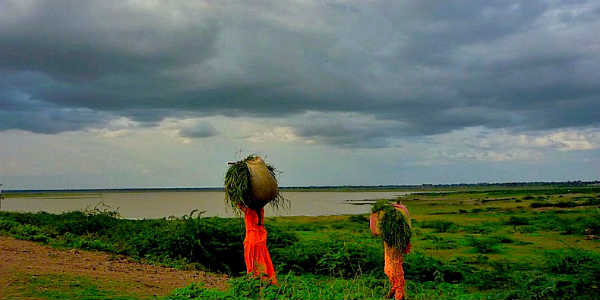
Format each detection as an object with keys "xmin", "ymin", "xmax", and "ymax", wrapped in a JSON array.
[
  {"xmin": 178, "ymin": 121, "xmax": 218, "ymax": 138},
  {"xmin": 0, "ymin": 1, "xmax": 219, "ymax": 81},
  {"xmin": 1, "ymin": 0, "xmax": 599, "ymax": 146},
  {"xmin": 293, "ymin": 114, "xmax": 395, "ymax": 148},
  {"xmin": 0, "ymin": 89, "xmax": 112, "ymax": 134}
]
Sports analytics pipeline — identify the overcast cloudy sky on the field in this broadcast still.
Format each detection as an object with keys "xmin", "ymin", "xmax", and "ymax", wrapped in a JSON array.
[{"xmin": 1, "ymin": 0, "xmax": 599, "ymax": 189}]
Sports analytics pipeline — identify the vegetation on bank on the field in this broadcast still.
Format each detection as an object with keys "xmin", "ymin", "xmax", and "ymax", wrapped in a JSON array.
[
  {"xmin": 1, "ymin": 187, "xmax": 599, "ymax": 299},
  {"xmin": 4, "ymin": 274, "xmax": 140, "ymax": 300}
]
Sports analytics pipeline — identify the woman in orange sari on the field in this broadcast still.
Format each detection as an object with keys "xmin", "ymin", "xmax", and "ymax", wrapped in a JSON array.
[
  {"xmin": 240, "ymin": 205, "xmax": 277, "ymax": 284},
  {"xmin": 371, "ymin": 202, "xmax": 411, "ymax": 300}
]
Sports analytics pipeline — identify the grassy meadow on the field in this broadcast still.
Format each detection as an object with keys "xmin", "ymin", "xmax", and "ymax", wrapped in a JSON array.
[{"xmin": 1, "ymin": 186, "xmax": 599, "ymax": 299}]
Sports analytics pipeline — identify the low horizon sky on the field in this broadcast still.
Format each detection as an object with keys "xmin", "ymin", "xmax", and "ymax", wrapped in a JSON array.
[{"xmin": 1, "ymin": 0, "xmax": 599, "ymax": 189}]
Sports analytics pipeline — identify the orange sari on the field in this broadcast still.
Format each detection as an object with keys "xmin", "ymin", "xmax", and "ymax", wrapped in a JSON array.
[
  {"xmin": 371, "ymin": 204, "xmax": 411, "ymax": 300},
  {"xmin": 242, "ymin": 207, "xmax": 277, "ymax": 284}
]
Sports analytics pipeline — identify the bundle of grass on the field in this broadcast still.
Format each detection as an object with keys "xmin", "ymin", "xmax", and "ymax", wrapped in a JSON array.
[
  {"xmin": 225, "ymin": 155, "xmax": 287, "ymax": 218},
  {"xmin": 371, "ymin": 200, "xmax": 412, "ymax": 253}
]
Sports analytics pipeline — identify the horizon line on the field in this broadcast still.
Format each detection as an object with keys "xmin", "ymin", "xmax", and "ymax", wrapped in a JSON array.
[{"xmin": 2, "ymin": 180, "xmax": 598, "ymax": 193}]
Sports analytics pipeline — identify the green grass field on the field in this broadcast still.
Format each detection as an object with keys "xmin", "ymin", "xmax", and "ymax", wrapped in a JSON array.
[
  {"xmin": 4, "ymin": 274, "xmax": 140, "ymax": 300},
  {"xmin": 1, "ymin": 186, "xmax": 599, "ymax": 299}
]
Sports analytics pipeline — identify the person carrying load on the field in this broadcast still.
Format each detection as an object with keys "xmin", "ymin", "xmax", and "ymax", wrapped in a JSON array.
[
  {"xmin": 225, "ymin": 155, "xmax": 287, "ymax": 284},
  {"xmin": 370, "ymin": 200, "xmax": 412, "ymax": 299}
]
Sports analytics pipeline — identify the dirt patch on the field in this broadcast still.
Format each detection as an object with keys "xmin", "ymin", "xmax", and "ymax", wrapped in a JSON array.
[{"xmin": 0, "ymin": 236, "xmax": 227, "ymax": 299}]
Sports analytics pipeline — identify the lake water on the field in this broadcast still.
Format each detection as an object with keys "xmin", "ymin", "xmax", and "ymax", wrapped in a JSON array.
[{"xmin": 1, "ymin": 191, "xmax": 409, "ymax": 219}]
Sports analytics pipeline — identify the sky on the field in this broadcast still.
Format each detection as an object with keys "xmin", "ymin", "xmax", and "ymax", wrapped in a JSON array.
[{"xmin": 1, "ymin": 0, "xmax": 599, "ymax": 189}]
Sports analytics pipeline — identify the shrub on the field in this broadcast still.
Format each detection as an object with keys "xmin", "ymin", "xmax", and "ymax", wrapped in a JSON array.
[
  {"xmin": 491, "ymin": 235, "xmax": 514, "ymax": 244},
  {"xmin": 467, "ymin": 236, "xmax": 502, "ymax": 254},
  {"xmin": 0, "ymin": 219, "xmax": 19, "ymax": 231},
  {"xmin": 171, "ymin": 274, "xmax": 388, "ymax": 300},
  {"xmin": 466, "ymin": 260, "xmax": 515, "ymax": 289},
  {"xmin": 505, "ymin": 216, "xmax": 529, "ymax": 226},
  {"xmin": 404, "ymin": 253, "xmax": 473, "ymax": 283},
  {"xmin": 583, "ymin": 197, "xmax": 600, "ymax": 206},
  {"xmin": 419, "ymin": 220, "xmax": 457, "ymax": 233},
  {"xmin": 10, "ymin": 224, "xmax": 49, "ymax": 243},
  {"xmin": 348, "ymin": 214, "xmax": 369, "ymax": 224},
  {"xmin": 461, "ymin": 222, "xmax": 500, "ymax": 234},
  {"xmin": 545, "ymin": 248, "xmax": 600, "ymax": 274},
  {"xmin": 531, "ymin": 202, "xmax": 553, "ymax": 208},
  {"xmin": 515, "ymin": 225, "xmax": 537, "ymax": 233},
  {"xmin": 421, "ymin": 235, "xmax": 458, "ymax": 250},
  {"xmin": 555, "ymin": 201, "xmax": 577, "ymax": 208},
  {"xmin": 171, "ymin": 282, "xmax": 230, "ymax": 299},
  {"xmin": 271, "ymin": 233, "xmax": 382, "ymax": 277}
]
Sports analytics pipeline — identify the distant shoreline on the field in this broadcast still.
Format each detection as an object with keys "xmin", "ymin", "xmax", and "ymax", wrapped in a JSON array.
[{"xmin": 2, "ymin": 180, "xmax": 598, "ymax": 194}]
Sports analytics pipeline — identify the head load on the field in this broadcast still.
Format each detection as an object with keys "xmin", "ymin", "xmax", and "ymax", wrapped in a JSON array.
[
  {"xmin": 371, "ymin": 200, "xmax": 412, "ymax": 252},
  {"xmin": 225, "ymin": 155, "xmax": 287, "ymax": 214}
]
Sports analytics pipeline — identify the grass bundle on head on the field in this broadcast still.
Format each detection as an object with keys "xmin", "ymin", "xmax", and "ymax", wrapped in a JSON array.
[
  {"xmin": 371, "ymin": 200, "xmax": 412, "ymax": 252},
  {"xmin": 224, "ymin": 155, "xmax": 287, "ymax": 221}
]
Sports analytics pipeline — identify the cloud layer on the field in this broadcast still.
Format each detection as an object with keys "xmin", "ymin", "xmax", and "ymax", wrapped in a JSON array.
[{"xmin": 1, "ymin": 0, "xmax": 599, "ymax": 150}]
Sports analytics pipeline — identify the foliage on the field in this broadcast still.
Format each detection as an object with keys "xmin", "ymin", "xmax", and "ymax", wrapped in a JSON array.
[
  {"xmin": 348, "ymin": 214, "xmax": 369, "ymax": 224},
  {"xmin": 505, "ymin": 216, "xmax": 530, "ymax": 226},
  {"xmin": 0, "ymin": 209, "xmax": 296, "ymax": 274},
  {"xmin": 224, "ymin": 155, "xmax": 287, "ymax": 216},
  {"xmin": 371, "ymin": 200, "xmax": 412, "ymax": 252},
  {"xmin": 2, "ymin": 185, "xmax": 600, "ymax": 299},
  {"xmin": 420, "ymin": 234, "xmax": 458, "ymax": 250},
  {"xmin": 531, "ymin": 197, "xmax": 600, "ymax": 208},
  {"xmin": 418, "ymin": 220, "xmax": 458, "ymax": 233},
  {"xmin": 224, "ymin": 158, "xmax": 252, "ymax": 214},
  {"xmin": 171, "ymin": 273, "xmax": 388, "ymax": 300},
  {"xmin": 271, "ymin": 233, "xmax": 383, "ymax": 277},
  {"xmin": 3, "ymin": 274, "xmax": 138, "ymax": 300},
  {"xmin": 370, "ymin": 199, "xmax": 390, "ymax": 213},
  {"xmin": 544, "ymin": 248, "xmax": 600, "ymax": 274},
  {"xmin": 467, "ymin": 236, "xmax": 503, "ymax": 254}
]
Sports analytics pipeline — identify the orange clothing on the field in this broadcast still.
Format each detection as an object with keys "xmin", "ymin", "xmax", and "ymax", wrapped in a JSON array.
[
  {"xmin": 384, "ymin": 241, "xmax": 408, "ymax": 299},
  {"xmin": 370, "ymin": 211, "xmax": 380, "ymax": 235},
  {"xmin": 242, "ymin": 207, "xmax": 277, "ymax": 284},
  {"xmin": 372, "ymin": 203, "xmax": 411, "ymax": 300}
]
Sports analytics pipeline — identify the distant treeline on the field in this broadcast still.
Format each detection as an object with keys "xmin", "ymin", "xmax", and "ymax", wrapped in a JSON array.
[
  {"xmin": 284, "ymin": 180, "xmax": 600, "ymax": 190},
  {"xmin": 2, "ymin": 180, "xmax": 599, "ymax": 194}
]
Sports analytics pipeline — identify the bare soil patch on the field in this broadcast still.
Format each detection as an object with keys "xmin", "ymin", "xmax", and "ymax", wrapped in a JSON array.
[{"xmin": 0, "ymin": 236, "xmax": 227, "ymax": 299}]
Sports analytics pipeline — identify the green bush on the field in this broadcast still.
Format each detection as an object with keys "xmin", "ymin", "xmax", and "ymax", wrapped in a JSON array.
[
  {"xmin": 404, "ymin": 253, "xmax": 473, "ymax": 283},
  {"xmin": 10, "ymin": 223, "xmax": 49, "ymax": 243},
  {"xmin": 0, "ymin": 219, "xmax": 19, "ymax": 231},
  {"xmin": 555, "ymin": 201, "xmax": 577, "ymax": 208},
  {"xmin": 461, "ymin": 222, "xmax": 500, "ymax": 234},
  {"xmin": 505, "ymin": 216, "xmax": 529, "ymax": 226},
  {"xmin": 545, "ymin": 248, "xmax": 600, "ymax": 274},
  {"xmin": 418, "ymin": 220, "xmax": 457, "ymax": 233},
  {"xmin": 0, "ymin": 210, "xmax": 295, "ymax": 274},
  {"xmin": 466, "ymin": 260, "xmax": 516, "ymax": 290},
  {"xmin": 530, "ymin": 202, "xmax": 553, "ymax": 208},
  {"xmin": 271, "ymin": 233, "xmax": 382, "ymax": 277},
  {"xmin": 171, "ymin": 274, "xmax": 388, "ymax": 300},
  {"xmin": 348, "ymin": 214, "xmax": 369, "ymax": 224},
  {"xmin": 421, "ymin": 234, "xmax": 458, "ymax": 250},
  {"xmin": 467, "ymin": 236, "xmax": 502, "ymax": 254}
]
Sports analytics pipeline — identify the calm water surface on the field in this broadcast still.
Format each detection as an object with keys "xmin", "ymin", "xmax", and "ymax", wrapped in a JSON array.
[{"xmin": 2, "ymin": 191, "xmax": 409, "ymax": 219}]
